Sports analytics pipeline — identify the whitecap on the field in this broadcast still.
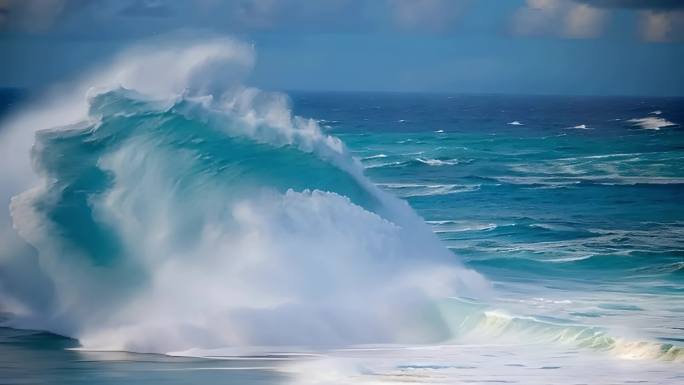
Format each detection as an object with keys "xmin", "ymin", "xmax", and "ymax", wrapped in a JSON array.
[
  {"xmin": 508, "ymin": 121, "xmax": 523, "ymax": 126},
  {"xmin": 415, "ymin": 158, "xmax": 459, "ymax": 166},
  {"xmin": 363, "ymin": 161, "xmax": 405, "ymax": 169},
  {"xmin": 567, "ymin": 124, "xmax": 592, "ymax": 130},
  {"xmin": 361, "ymin": 154, "xmax": 387, "ymax": 160},
  {"xmin": 426, "ymin": 220, "xmax": 497, "ymax": 233},
  {"xmin": 377, "ymin": 183, "xmax": 480, "ymax": 197},
  {"xmin": 628, "ymin": 117, "xmax": 677, "ymax": 130}
]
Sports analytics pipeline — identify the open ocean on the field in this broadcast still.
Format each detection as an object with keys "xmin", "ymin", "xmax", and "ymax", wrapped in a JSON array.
[{"xmin": 0, "ymin": 60, "xmax": 683, "ymax": 383}]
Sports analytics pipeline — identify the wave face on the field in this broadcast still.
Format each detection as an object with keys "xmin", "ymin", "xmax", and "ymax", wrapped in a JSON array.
[{"xmin": 0, "ymin": 38, "xmax": 487, "ymax": 353}]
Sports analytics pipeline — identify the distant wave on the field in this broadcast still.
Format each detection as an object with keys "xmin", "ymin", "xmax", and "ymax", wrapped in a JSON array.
[
  {"xmin": 361, "ymin": 153, "xmax": 388, "ymax": 160},
  {"xmin": 628, "ymin": 117, "xmax": 677, "ymax": 130},
  {"xmin": 491, "ymin": 175, "xmax": 684, "ymax": 187},
  {"xmin": 415, "ymin": 157, "xmax": 460, "ymax": 166},
  {"xmin": 448, "ymin": 305, "xmax": 684, "ymax": 363},
  {"xmin": 377, "ymin": 183, "xmax": 480, "ymax": 197},
  {"xmin": 469, "ymin": 248, "xmax": 684, "ymax": 280},
  {"xmin": 363, "ymin": 157, "xmax": 466, "ymax": 169},
  {"xmin": 426, "ymin": 220, "xmax": 498, "ymax": 233},
  {"xmin": 508, "ymin": 121, "xmax": 524, "ymax": 126},
  {"xmin": 566, "ymin": 124, "xmax": 592, "ymax": 130},
  {"xmin": 363, "ymin": 161, "xmax": 405, "ymax": 169}
]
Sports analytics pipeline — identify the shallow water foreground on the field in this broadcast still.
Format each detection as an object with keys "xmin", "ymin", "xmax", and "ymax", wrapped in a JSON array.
[
  {"xmin": 2, "ymin": 327, "xmax": 683, "ymax": 385},
  {"xmin": 0, "ymin": 328, "xmax": 290, "ymax": 384}
]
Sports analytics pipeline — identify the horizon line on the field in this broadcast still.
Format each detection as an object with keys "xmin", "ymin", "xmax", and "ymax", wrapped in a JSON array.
[{"xmin": 1, "ymin": 86, "xmax": 683, "ymax": 100}]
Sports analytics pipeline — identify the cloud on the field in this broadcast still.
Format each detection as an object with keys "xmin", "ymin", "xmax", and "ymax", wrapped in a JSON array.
[
  {"xmin": 0, "ymin": 0, "xmax": 475, "ymax": 36},
  {"xmin": 573, "ymin": 0, "xmax": 684, "ymax": 10},
  {"xmin": 565, "ymin": 3, "xmax": 606, "ymax": 37},
  {"xmin": 120, "ymin": 0, "xmax": 172, "ymax": 18},
  {"xmin": 639, "ymin": 9, "xmax": 684, "ymax": 42},
  {"xmin": 0, "ymin": 0, "xmax": 68, "ymax": 32},
  {"xmin": 217, "ymin": 0, "xmax": 361, "ymax": 31},
  {"xmin": 512, "ymin": 0, "xmax": 684, "ymax": 41},
  {"xmin": 0, "ymin": 4, "xmax": 8, "ymax": 28},
  {"xmin": 511, "ymin": 0, "xmax": 606, "ymax": 39},
  {"xmin": 573, "ymin": 0, "xmax": 684, "ymax": 42},
  {"xmin": 0, "ymin": 0, "xmax": 359, "ymax": 35},
  {"xmin": 2, "ymin": 0, "xmax": 681, "ymax": 43},
  {"xmin": 386, "ymin": 0, "xmax": 471, "ymax": 31}
]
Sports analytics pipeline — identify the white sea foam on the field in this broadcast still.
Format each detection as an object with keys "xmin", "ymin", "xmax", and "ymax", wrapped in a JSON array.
[
  {"xmin": 415, "ymin": 157, "xmax": 459, "ymax": 166},
  {"xmin": 508, "ymin": 121, "xmax": 524, "ymax": 126},
  {"xmin": 364, "ymin": 157, "xmax": 462, "ymax": 169},
  {"xmin": 172, "ymin": 300, "xmax": 684, "ymax": 384},
  {"xmin": 0, "ymin": 36, "xmax": 489, "ymax": 354},
  {"xmin": 362, "ymin": 154, "xmax": 388, "ymax": 160},
  {"xmin": 628, "ymin": 117, "xmax": 677, "ymax": 130},
  {"xmin": 494, "ymin": 175, "xmax": 684, "ymax": 187},
  {"xmin": 364, "ymin": 161, "xmax": 405, "ymax": 169},
  {"xmin": 567, "ymin": 124, "xmax": 592, "ymax": 129},
  {"xmin": 280, "ymin": 342, "xmax": 682, "ymax": 384},
  {"xmin": 426, "ymin": 220, "xmax": 497, "ymax": 233},
  {"xmin": 377, "ymin": 183, "xmax": 480, "ymax": 198}
]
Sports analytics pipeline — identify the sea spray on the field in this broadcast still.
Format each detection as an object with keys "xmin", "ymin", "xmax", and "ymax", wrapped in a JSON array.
[{"xmin": 0, "ymin": 37, "xmax": 488, "ymax": 353}]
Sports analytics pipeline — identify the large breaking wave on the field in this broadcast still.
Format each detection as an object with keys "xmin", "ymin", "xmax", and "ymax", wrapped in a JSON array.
[{"xmin": 0, "ymin": 37, "xmax": 488, "ymax": 353}]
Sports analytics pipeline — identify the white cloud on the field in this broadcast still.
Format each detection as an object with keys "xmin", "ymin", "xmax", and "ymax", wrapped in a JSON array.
[
  {"xmin": 2, "ymin": 0, "xmax": 681, "ymax": 43},
  {"xmin": 565, "ymin": 3, "xmax": 606, "ymax": 37},
  {"xmin": 386, "ymin": 0, "xmax": 471, "ymax": 31},
  {"xmin": 528, "ymin": 0, "xmax": 562, "ymax": 10},
  {"xmin": 575, "ymin": 1, "xmax": 684, "ymax": 11},
  {"xmin": 511, "ymin": 0, "xmax": 607, "ymax": 39},
  {"xmin": 639, "ymin": 10, "xmax": 684, "ymax": 42},
  {"xmin": 510, "ymin": 0, "xmax": 561, "ymax": 36}
]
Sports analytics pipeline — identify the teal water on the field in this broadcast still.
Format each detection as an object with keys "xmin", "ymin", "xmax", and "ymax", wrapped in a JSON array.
[
  {"xmin": 1, "ymin": 83, "xmax": 683, "ymax": 383},
  {"xmin": 0, "ymin": 328, "xmax": 293, "ymax": 384},
  {"xmin": 295, "ymin": 93, "xmax": 684, "ymax": 290},
  {"xmin": 295, "ymin": 92, "xmax": 684, "ymax": 353}
]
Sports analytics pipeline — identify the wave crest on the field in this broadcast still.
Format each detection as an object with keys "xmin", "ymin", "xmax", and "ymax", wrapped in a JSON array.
[{"xmin": 0, "ymin": 38, "xmax": 488, "ymax": 353}]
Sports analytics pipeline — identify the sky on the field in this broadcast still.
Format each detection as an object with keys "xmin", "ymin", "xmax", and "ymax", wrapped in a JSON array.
[{"xmin": 1, "ymin": 0, "xmax": 683, "ymax": 96}]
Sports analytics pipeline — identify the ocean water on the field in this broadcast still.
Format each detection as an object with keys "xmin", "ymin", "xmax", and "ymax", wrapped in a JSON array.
[{"xmin": 0, "ymin": 40, "xmax": 683, "ymax": 384}]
